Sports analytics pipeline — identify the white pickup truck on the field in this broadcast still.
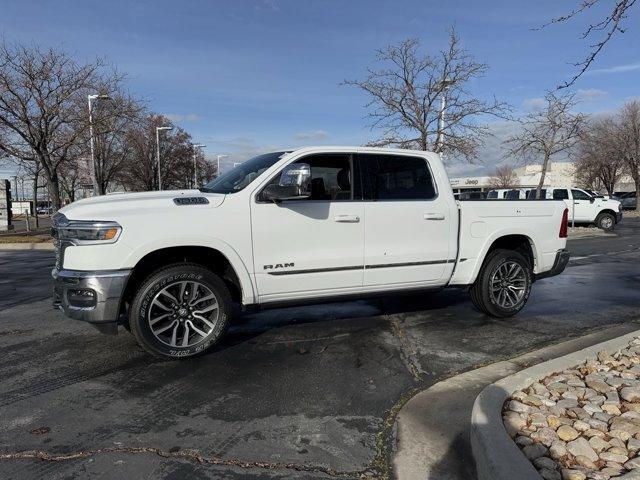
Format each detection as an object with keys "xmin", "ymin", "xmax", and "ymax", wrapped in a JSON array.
[
  {"xmin": 530, "ymin": 188, "xmax": 623, "ymax": 231},
  {"xmin": 52, "ymin": 147, "xmax": 570, "ymax": 358}
]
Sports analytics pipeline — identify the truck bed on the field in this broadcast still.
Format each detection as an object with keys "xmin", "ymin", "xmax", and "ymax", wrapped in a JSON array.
[{"xmin": 448, "ymin": 199, "xmax": 568, "ymax": 285}]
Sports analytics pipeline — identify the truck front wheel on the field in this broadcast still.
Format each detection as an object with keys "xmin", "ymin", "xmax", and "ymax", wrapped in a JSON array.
[
  {"xmin": 469, "ymin": 249, "xmax": 532, "ymax": 318},
  {"xmin": 129, "ymin": 264, "xmax": 232, "ymax": 358},
  {"xmin": 596, "ymin": 212, "xmax": 616, "ymax": 231}
]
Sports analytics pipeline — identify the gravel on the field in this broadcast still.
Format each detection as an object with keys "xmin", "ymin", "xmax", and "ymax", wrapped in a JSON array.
[{"xmin": 504, "ymin": 337, "xmax": 640, "ymax": 479}]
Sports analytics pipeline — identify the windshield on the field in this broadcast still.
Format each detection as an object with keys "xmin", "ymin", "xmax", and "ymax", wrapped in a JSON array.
[{"xmin": 200, "ymin": 151, "xmax": 288, "ymax": 194}]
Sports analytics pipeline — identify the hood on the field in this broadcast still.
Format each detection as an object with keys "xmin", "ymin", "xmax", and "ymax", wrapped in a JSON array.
[
  {"xmin": 595, "ymin": 198, "xmax": 621, "ymax": 209},
  {"xmin": 59, "ymin": 189, "xmax": 225, "ymax": 221}
]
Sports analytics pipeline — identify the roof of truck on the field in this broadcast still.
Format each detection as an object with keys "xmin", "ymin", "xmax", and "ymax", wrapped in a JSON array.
[{"xmin": 286, "ymin": 146, "xmax": 438, "ymax": 156}]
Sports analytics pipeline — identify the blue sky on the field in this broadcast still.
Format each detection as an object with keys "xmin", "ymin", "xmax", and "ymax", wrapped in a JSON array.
[{"xmin": 0, "ymin": 0, "xmax": 638, "ymax": 176}]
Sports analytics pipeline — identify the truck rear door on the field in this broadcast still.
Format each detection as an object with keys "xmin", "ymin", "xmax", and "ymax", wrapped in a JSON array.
[{"xmin": 357, "ymin": 152, "xmax": 456, "ymax": 287}]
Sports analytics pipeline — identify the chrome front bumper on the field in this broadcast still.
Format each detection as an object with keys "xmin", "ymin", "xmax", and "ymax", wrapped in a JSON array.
[{"xmin": 52, "ymin": 268, "xmax": 131, "ymax": 333}]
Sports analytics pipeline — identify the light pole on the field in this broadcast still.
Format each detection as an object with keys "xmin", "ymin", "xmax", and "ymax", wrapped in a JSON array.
[
  {"xmin": 88, "ymin": 94, "xmax": 111, "ymax": 196},
  {"xmin": 155, "ymin": 126, "xmax": 173, "ymax": 190},
  {"xmin": 435, "ymin": 78, "xmax": 454, "ymax": 156},
  {"xmin": 192, "ymin": 144, "xmax": 206, "ymax": 187},
  {"xmin": 216, "ymin": 155, "xmax": 228, "ymax": 178}
]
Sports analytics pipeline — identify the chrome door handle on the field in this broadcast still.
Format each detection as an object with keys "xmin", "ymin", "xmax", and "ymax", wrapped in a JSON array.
[
  {"xmin": 424, "ymin": 213, "xmax": 445, "ymax": 221},
  {"xmin": 334, "ymin": 215, "xmax": 360, "ymax": 223}
]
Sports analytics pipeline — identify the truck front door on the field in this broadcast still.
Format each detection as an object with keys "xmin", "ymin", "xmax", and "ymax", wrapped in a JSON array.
[
  {"xmin": 571, "ymin": 189, "xmax": 594, "ymax": 221},
  {"xmin": 250, "ymin": 153, "xmax": 365, "ymax": 300}
]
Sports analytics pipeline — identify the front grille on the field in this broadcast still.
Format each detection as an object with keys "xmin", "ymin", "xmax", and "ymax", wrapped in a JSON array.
[{"xmin": 52, "ymin": 229, "xmax": 71, "ymax": 270}]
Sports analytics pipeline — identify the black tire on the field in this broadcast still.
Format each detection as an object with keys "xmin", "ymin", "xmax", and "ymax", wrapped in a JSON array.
[
  {"xmin": 129, "ymin": 263, "xmax": 232, "ymax": 359},
  {"xmin": 596, "ymin": 212, "xmax": 616, "ymax": 231},
  {"xmin": 469, "ymin": 249, "xmax": 532, "ymax": 318}
]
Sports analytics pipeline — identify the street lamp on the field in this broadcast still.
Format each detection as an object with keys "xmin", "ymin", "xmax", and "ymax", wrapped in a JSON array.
[
  {"xmin": 88, "ymin": 94, "xmax": 111, "ymax": 196},
  {"xmin": 192, "ymin": 144, "xmax": 206, "ymax": 187},
  {"xmin": 435, "ymin": 78, "xmax": 454, "ymax": 155},
  {"xmin": 155, "ymin": 126, "xmax": 173, "ymax": 190},
  {"xmin": 216, "ymin": 155, "xmax": 229, "ymax": 178}
]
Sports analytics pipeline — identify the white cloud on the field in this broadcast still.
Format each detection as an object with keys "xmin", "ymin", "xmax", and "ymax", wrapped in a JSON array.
[
  {"xmin": 523, "ymin": 97, "xmax": 546, "ymax": 110},
  {"xmin": 587, "ymin": 62, "xmax": 640, "ymax": 75},
  {"xmin": 254, "ymin": 0, "xmax": 279, "ymax": 11},
  {"xmin": 164, "ymin": 113, "xmax": 203, "ymax": 122},
  {"xmin": 294, "ymin": 129, "xmax": 329, "ymax": 141},
  {"xmin": 202, "ymin": 136, "xmax": 283, "ymax": 173},
  {"xmin": 444, "ymin": 120, "xmax": 573, "ymax": 178},
  {"xmin": 576, "ymin": 88, "xmax": 608, "ymax": 102}
]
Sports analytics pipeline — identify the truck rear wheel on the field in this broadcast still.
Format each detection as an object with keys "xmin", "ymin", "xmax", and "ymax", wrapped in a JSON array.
[
  {"xmin": 596, "ymin": 212, "xmax": 615, "ymax": 231},
  {"xmin": 469, "ymin": 249, "xmax": 532, "ymax": 318},
  {"xmin": 129, "ymin": 263, "xmax": 232, "ymax": 358}
]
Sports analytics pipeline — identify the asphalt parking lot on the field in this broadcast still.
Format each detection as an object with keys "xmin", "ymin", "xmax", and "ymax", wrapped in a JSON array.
[{"xmin": 1, "ymin": 219, "xmax": 639, "ymax": 480}]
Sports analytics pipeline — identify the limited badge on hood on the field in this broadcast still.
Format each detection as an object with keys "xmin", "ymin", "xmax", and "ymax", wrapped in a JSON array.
[{"xmin": 173, "ymin": 197, "xmax": 209, "ymax": 206}]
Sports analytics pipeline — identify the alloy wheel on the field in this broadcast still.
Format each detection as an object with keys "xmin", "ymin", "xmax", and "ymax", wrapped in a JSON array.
[
  {"xmin": 148, "ymin": 280, "xmax": 219, "ymax": 348},
  {"xmin": 489, "ymin": 261, "xmax": 527, "ymax": 309}
]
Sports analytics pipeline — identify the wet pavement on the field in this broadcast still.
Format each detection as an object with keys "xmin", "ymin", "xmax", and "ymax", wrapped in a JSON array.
[{"xmin": 0, "ymin": 219, "xmax": 639, "ymax": 479}]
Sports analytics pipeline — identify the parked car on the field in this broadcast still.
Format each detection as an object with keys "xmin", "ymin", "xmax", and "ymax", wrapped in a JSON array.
[
  {"xmin": 618, "ymin": 192, "xmax": 637, "ymax": 210},
  {"xmin": 52, "ymin": 147, "xmax": 570, "ymax": 358},
  {"xmin": 525, "ymin": 187, "xmax": 622, "ymax": 231},
  {"xmin": 36, "ymin": 206, "xmax": 53, "ymax": 215}
]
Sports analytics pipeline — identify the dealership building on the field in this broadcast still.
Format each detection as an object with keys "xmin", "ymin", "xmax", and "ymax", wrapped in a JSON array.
[{"xmin": 449, "ymin": 161, "xmax": 635, "ymax": 195}]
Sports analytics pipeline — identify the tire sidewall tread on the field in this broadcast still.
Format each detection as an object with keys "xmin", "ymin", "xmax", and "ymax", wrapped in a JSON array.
[
  {"xmin": 130, "ymin": 263, "xmax": 232, "ymax": 359},
  {"xmin": 470, "ymin": 249, "xmax": 532, "ymax": 318},
  {"xmin": 596, "ymin": 212, "xmax": 615, "ymax": 231}
]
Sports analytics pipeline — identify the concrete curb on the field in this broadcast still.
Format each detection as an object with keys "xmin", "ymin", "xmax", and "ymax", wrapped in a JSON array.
[
  {"xmin": 0, "ymin": 243, "xmax": 54, "ymax": 250},
  {"xmin": 392, "ymin": 323, "xmax": 640, "ymax": 480},
  {"xmin": 470, "ymin": 328, "xmax": 640, "ymax": 480}
]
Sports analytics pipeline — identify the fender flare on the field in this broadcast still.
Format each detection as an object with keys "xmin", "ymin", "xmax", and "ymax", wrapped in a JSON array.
[
  {"xmin": 121, "ymin": 236, "xmax": 257, "ymax": 305},
  {"xmin": 466, "ymin": 228, "xmax": 539, "ymax": 285}
]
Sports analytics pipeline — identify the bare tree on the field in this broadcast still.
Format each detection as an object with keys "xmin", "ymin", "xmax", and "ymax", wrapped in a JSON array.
[
  {"xmin": 191, "ymin": 149, "xmax": 217, "ymax": 188},
  {"xmin": 540, "ymin": 0, "xmax": 637, "ymax": 88},
  {"xmin": 0, "ymin": 41, "xmax": 123, "ymax": 210},
  {"xmin": 616, "ymin": 100, "xmax": 640, "ymax": 209},
  {"xmin": 344, "ymin": 29, "xmax": 510, "ymax": 160},
  {"xmin": 89, "ymin": 93, "xmax": 145, "ymax": 194},
  {"xmin": 488, "ymin": 165, "xmax": 519, "ymax": 189},
  {"xmin": 118, "ymin": 115, "xmax": 195, "ymax": 192},
  {"xmin": 504, "ymin": 92, "xmax": 586, "ymax": 198},
  {"xmin": 574, "ymin": 116, "xmax": 625, "ymax": 195}
]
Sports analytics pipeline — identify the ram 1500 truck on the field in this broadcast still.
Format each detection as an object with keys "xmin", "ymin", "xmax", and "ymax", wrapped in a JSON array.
[{"xmin": 52, "ymin": 147, "xmax": 570, "ymax": 358}]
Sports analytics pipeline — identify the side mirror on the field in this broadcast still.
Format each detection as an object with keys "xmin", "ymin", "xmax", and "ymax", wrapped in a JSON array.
[
  {"xmin": 263, "ymin": 163, "xmax": 311, "ymax": 202},
  {"xmin": 590, "ymin": 197, "xmax": 595, "ymax": 204}
]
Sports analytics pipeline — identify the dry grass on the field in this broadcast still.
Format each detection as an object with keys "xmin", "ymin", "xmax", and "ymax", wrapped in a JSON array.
[
  {"xmin": 0, "ymin": 234, "xmax": 52, "ymax": 244},
  {"xmin": 567, "ymin": 226, "xmax": 611, "ymax": 238}
]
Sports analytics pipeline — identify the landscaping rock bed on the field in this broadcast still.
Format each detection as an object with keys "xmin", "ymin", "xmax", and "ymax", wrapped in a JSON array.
[{"xmin": 504, "ymin": 337, "xmax": 640, "ymax": 480}]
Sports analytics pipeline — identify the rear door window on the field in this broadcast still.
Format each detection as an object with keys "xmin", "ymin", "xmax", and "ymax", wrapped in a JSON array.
[
  {"xmin": 553, "ymin": 189, "xmax": 569, "ymax": 200},
  {"xmin": 358, "ymin": 154, "xmax": 436, "ymax": 201}
]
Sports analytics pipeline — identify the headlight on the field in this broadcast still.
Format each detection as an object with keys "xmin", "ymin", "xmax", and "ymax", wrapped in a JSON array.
[{"xmin": 52, "ymin": 214, "xmax": 122, "ymax": 245}]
